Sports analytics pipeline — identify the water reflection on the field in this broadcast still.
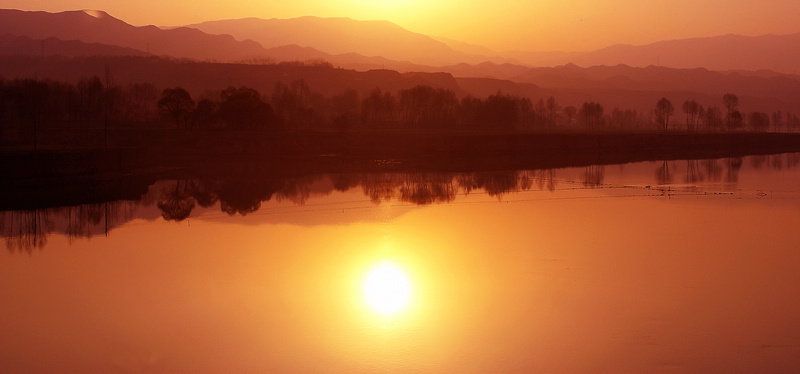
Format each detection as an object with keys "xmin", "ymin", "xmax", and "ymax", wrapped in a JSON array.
[
  {"xmin": 363, "ymin": 261, "xmax": 413, "ymax": 316},
  {"xmin": 1, "ymin": 201, "xmax": 136, "ymax": 253},
  {"xmin": 3, "ymin": 152, "xmax": 800, "ymax": 252},
  {"xmin": 2, "ymin": 154, "xmax": 800, "ymax": 373}
]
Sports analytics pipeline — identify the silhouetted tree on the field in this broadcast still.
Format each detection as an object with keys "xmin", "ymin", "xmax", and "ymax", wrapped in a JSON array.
[
  {"xmin": 331, "ymin": 88, "xmax": 359, "ymax": 131},
  {"xmin": 484, "ymin": 92, "xmax": 523, "ymax": 130},
  {"xmin": 703, "ymin": 105, "xmax": 723, "ymax": 131},
  {"xmin": 399, "ymin": 85, "xmax": 457, "ymax": 128},
  {"xmin": 158, "ymin": 87, "xmax": 194, "ymax": 129},
  {"xmin": 748, "ymin": 111, "xmax": 770, "ymax": 132},
  {"xmin": 579, "ymin": 102, "xmax": 604, "ymax": 130},
  {"xmin": 361, "ymin": 87, "xmax": 396, "ymax": 126},
  {"xmin": 218, "ymin": 86, "xmax": 276, "ymax": 130},
  {"xmin": 787, "ymin": 112, "xmax": 800, "ymax": 132},
  {"xmin": 546, "ymin": 96, "xmax": 558, "ymax": 128},
  {"xmin": 722, "ymin": 93, "xmax": 742, "ymax": 130},
  {"xmin": 458, "ymin": 95, "xmax": 484, "ymax": 128},
  {"xmin": 78, "ymin": 76, "xmax": 105, "ymax": 122},
  {"xmin": 271, "ymin": 79, "xmax": 325, "ymax": 128},
  {"xmin": 530, "ymin": 98, "xmax": 543, "ymax": 128},
  {"xmin": 772, "ymin": 111, "xmax": 783, "ymax": 132},
  {"xmin": 123, "ymin": 82, "xmax": 158, "ymax": 122},
  {"xmin": 654, "ymin": 97, "xmax": 674, "ymax": 131},
  {"xmin": 564, "ymin": 105, "xmax": 577, "ymax": 127},
  {"xmin": 609, "ymin": 107, "xmax": 637, "ymax": 130},
  {"xmin": 192, "ymin": 98, "xmax": 219, "ymax": 128},
  {"xmin": 682, "ymin": 100, "xmax": 701, "ymax": 131}
]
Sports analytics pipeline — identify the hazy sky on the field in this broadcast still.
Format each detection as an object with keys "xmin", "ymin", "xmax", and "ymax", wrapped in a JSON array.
[{"xmin": 2, "ymin": 0, "xmax": 799, "ymax": 51}]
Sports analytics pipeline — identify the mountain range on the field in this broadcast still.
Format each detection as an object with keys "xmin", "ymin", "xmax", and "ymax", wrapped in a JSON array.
[
  {"xmin": 2, "ymin": 9, "xmax": 800, "ymax": 75},
  {"xmin": 1, "ymin": 8, "xmax": 799, "ymax": 115}
]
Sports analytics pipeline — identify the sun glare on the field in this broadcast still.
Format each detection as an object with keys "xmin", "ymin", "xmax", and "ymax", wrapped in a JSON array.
[{"xmin": 363, "ymin": 261, "xmax": 412, "ymax": 316}]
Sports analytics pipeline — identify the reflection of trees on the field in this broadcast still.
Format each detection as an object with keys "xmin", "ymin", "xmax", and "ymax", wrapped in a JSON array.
[
  {"xmin": 534, "ymin": 169, "xmax": 557, "ymax": 192},
  {"xmin": 361, "ymin": 173, "xmax": 401, "ymax": 204},
  {"xmin": 189, "ymin": 179, "xmax": 219, "ymax": 208},
  {"xmin": 331, "ymin": 173, "xmax": 359, "ymax": 192},
  {"xmin": 1, "ymin": 210, "xmax": 52, "ymax": 254},
  {"xmin": 685, "ymin": 160, "xmax": 704, "ymax": 183},
  {"xmin": 770, "ymin": 154, "xmax": 783, "ymax": 170},
  {"xmin": 787, "ymin": 153, "xmax": 800, "ymax": 169},
  {"xmin": 157, "ymin": 180, "xmax": 197, "ymax": 221},
  {"xmin": 2, "ymin": 202, "xmax": 136, "ymax": 252},
  {"xmin": 10, "ymin": 152, "xmax": 800, "ymax": 252},
  {"xmin": 64, "ymin": 202, "xmax": 132, "ymax": 241},
  {"xmin": 456, "ymin": 171, "xmax": 521, "ymax": 198},
  {"xmin": 398, "ymin": 173, "xmax": 457, "ymax": 204},
  {"xmin": 276, "ymin": 175, "xmax": 327, "ymax": 205},
  {"xmin": 655, "ymin": 161, "xmax": 672, "ymax": 185},
  {"xmin": 584, "ymin": 165, "xmax": 605, "ymax": 187},
  {"xmin": 217, "ymin": 175, "xmax": 283, "ymax": 216},
  {"xmin": 725, "ymin": 157, "xmax": 744, "ymax": 183},
  {"xmin": 750, "ymin": 155, "xmax": 768, "ymax": 170},
  {"xmin": 703, "ymin": 159, "xmax": 723, "ymax": 182}
]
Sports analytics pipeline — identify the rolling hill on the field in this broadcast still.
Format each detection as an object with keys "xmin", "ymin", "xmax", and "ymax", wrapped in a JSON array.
[
  {"xmin": 559, "ymin": 33, "xmax": 800, "ymax": 75},
  {"xmin": 0, "ymin": 9, "xmax": 268, "ymax": 62},
  {"xmin": 183, "ymin": 16, "xmax": 499, "ymax": 66}
]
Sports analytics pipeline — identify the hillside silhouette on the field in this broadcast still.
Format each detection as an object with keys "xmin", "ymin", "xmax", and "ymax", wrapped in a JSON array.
[
  {"xmin": 0, "ymin": 9, "xmax": 267, "ymax": 61},
  {"xmin": 184, "ymin": 16, "xmax": 497, "ymax": 66},
  {"xmin": 0, "ymin": 34, "xmax": 153, "ymax": 57},
  {"xmin": 568, "ymin": 33, "xmax": 800, "ymax": 75}
]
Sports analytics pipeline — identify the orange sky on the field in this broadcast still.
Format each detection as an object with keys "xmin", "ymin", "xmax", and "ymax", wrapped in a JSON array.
[{"xmin": 3, "ymin": 0, "xmax": 800, "ymax": 51}]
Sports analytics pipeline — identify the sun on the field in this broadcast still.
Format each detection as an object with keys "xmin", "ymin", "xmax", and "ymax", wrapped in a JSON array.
[{"xmin": 362, "ymin": 261, "xmax": 412, "ymax": 316}]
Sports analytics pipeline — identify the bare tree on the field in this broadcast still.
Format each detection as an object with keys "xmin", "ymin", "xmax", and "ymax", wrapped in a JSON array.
[
  {"xmin": 546, "ymin": 96, "xmax": 558, "ymax": 129},
  {"xmin": 748, "ymin": 112, "xmax": 770, "ymax": 132},
  {"xmin": 682, "ymin": 100, "xmax": 701, "ymax": 131},
  {"xmin": 564, "ymin": 106, "xmax": 577, "ymax": 127},
  {"xmin": 579, "ymin": 102, "xmax": 604, "ymax": 130},
  {"xmin": 654, "ymin": 97, "xmax": 674, "ymax": 131},
  {"xmin": 772, "ymin": 111, "xmax": 783, "ymax": 132}
]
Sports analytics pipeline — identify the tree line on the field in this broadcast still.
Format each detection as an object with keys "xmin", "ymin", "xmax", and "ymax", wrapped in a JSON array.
[
  {"xmin": 2, "ymin": 76, "xmax": 799, "ymax": 137},
  {"xmin": 653, "ymin": 93, "xmax": 800, "ymax": 132}
]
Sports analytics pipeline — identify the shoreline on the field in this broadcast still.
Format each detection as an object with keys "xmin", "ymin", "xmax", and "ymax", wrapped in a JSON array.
[
  {"xmin": 3, "ymin": 131, "xmax": 800, "ymax": 179},
  {"xmin": 1, "ymin": 131, "xmax": 799, "ymax": 211}
]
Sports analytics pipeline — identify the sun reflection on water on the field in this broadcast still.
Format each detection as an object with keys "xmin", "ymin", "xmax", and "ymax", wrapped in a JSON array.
[{"xmin": 362, "ymin": 260, "xmax": 413, "ymax": 316}]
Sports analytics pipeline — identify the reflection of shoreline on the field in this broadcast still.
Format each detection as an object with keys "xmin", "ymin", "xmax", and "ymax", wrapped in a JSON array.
[{"xmin": 3, "ymin": 153, "xmax": 799, "ymax": 252}]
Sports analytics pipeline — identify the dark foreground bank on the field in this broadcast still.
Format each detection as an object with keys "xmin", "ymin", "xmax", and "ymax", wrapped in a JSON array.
[{"xmin": 3, "ymin": 131, "xmax": 800, "ymax": 179}]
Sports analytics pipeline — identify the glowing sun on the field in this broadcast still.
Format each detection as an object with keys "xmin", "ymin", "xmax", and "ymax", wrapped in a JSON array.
[{"xmin": 362, "ymin": 261, "xmax": 412, "ymax": 316}]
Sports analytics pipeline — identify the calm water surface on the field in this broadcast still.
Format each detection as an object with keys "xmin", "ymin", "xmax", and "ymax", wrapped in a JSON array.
[{"xmin": 2, "ymin": 154, "xmax": 800, "ymax": 373}]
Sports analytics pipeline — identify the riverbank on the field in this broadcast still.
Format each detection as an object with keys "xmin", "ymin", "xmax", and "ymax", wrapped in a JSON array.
[{"xmin": 3, "ymin": 131, "xmax": 800, "ymax": 182}]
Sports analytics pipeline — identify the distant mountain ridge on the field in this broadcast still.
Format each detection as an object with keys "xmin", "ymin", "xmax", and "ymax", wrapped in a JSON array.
[
  {"xmin": 0, "ymin": 34, "xmax": 152, "ymax": 57},
  {"xmin": 183, "ymin": 16, "xmax": 505, "ymax": 66},
  {"xmin": 2, "ymin": 8, "xmax": 799, "ymax": 76},
  {"xmin": 1, "ymin": 8, "xmax": 800, "ymax": 117},
  {"xmin": 0, "ymin": 9, "xmax": 267, "ymax": 61},
  {"xmin": 567, "ymin": 33, "xmax": 800, "ymax": 75}
]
